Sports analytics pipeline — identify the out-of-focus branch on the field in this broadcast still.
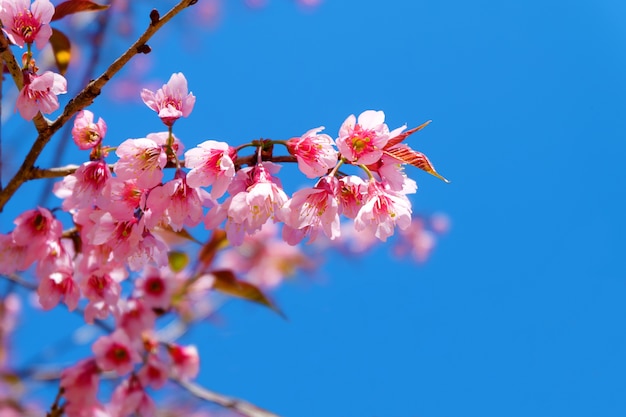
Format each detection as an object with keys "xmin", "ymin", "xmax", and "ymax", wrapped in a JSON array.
[
  {"xmin": 46, "ymin": 387, "xmax": 64, "ymax": 417},
  {"xmin": 0, "ymin": 0, "xmax": 198, "ymax": 212},
  {"xmin": 175, "ymin": 379, "xmax": 281, "ymax": 417},
  {"xmin": 20, "ymin": 367, "xmax": 281, "ymax": 417}
]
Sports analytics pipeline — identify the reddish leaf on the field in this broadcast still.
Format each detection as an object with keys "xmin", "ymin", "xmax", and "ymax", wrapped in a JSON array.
[
  {"xmin": 212, "ymin": 270, "xmax": 285, "ymax": 318},
  {"xmin": 49, "ymin": 28, "xmax": 71, "ymax": 75},
  {"xmin": 384, "ymin": 147, "xmax": 450, "ymax": 183},
  {"xmin": 385, "ymin": 120, "xmax": 431, "ymax": 149},
  {"xmin": 197, "ymin": 230, "xmax": 228, "ymax": 269},
  {"xmin": 52, "ymin": 0, "xmax": 109, "ymax": 21}
]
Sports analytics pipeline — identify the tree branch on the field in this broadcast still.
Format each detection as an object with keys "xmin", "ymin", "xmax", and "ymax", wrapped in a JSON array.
[
  {"xmin": 0, "ymin": 0, "xmax": 198, "ymax": 212},
  {"xmin": 29, "ymin": 164, "xmax": 80, "ymax": 179},
  {"xmin": 174, "ymin": 379, "xmax": 281, "ymax": 417}
]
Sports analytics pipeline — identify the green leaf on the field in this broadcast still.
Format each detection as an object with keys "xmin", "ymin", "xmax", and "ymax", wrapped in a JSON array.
[
  {"xmin": 168, "ymin": 251, "xmax": 189, "ymax": 272},
  {"xmin": 49, "ymin": 28, "xmax": 71, "ymax": 75},
  {"xmin": 212, "ymin": 270, "xmax": 286, "ymax": 318},
  {"xmin": 52, "ymin": 0, "xmax": 109, "ymax": 21}
]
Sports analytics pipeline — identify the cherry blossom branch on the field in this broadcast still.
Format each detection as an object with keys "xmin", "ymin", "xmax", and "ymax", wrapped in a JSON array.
[
  {"xmin": 174, "ymin": 378, "xmax": 281, "ymax": 417},
  {"xmin": 235, "ymin": 154, "xmax": 297, "ymax": 167},
  {"xmin": 25, "ymin": 153, "xmax": 299, "ymax": 180},
  {"xmin": 29, "ymin": 164, "xmax": 81, "ymax": 179},
  {"xmin": 16, "ymin": 366, "xmax": 280, "ymax": 417},
  {"xmin": 0, "ymin": 0, "xmax": 198, "ymax": 212}
]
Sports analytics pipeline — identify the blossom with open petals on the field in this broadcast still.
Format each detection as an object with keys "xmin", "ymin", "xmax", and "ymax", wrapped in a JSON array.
[
  {"xmin": 16, "ymin": 71, "xmax": 67, "ymax": 120},
  {"xmin": 279, "ymin": 176, "xmax": 341, "ymax": 244},
  {"xmin": 92, "ymin": 329, "xmax": 141, "ymax": 375},
  {"xmin": 336, "ymin": 110, "xmax": 390, "ymax": 165},
  {"xmin": 185, "ymin": 140, "xmax": 237, "ymax": 198},
  {"xmin": 72, "ymin": 110, "xmax": 107, "ymax": 150},
  {"xmin": 354, "ymin": 179, "xmax": 412, "ymax": 241},
  {"xmin": 140, "ymin": 72, "xmax": 195, "ymax": 126},
  {"xmin": 286, "ymin": 127, "xmax": 338, "ymax": 178},
  {"xmin": 114, "ymin": 138, "xmax": 167, "ymax": 189},
  {"xmin": 0, "ymin": 0, "xmax": 54, "ymax": 49}
]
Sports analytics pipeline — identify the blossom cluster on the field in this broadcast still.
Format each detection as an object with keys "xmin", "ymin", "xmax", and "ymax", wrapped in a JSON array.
[
  {"xmin": 0, "ymin": 0, "xmax": 68, "ymax": 120},
  {"xmin": 0, "ymin": 0, "xmax": 449, "ymax": 415},
  {"xmin": 0, "ymin": 62, "xmax": 446, "ymax": 414}
]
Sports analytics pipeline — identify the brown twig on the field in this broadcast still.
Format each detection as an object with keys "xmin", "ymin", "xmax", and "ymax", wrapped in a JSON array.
[
  {"xmin": 0, "ymin": 0, "xmax": 198, "ymax": 212},
  {"xmin": 46, "ymin": 387, "xmax": 65, "ymax": 417},
  {"xmin": 25, "ymin": 153, "xmax": 299, "ymax": 181},
  {"xmin": 29, "ymin": 164, "xmax": 81, "ymax": 179}
]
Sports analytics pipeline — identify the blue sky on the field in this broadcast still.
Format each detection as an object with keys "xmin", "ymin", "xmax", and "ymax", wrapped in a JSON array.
[{"xmin": 3, "ymin": 0, "xmax": 626, "ymax": 416}]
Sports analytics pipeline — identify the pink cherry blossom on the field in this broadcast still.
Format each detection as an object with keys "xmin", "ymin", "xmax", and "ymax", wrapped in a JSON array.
[
  {"xmin": 83, "ymin": 208, "xmax": 168, "ymax": 271},
  {"xmin": 12, "ymin": 206, "xmax": 62, "ymax": 261},
  {"xmin": 0, "ymin": 234, "xmax": 30, "ymax": 274},
  {"xmin": 37, "ymin": 266, "xmax": 80, "ymax": 311},
  {"xmin": 354, "ymin": 179, "xmax": 413, "ymax": 242},
  {"xmin": 96, "ymin": 178, "xmax": 145, "ymax": 221},
  {"xmin": 12, "ymin": 206, "xmax": 61, "ymax": 243},
  {"xmin": 71, "ymin": 110, "xmax": 107, "ymax": 150},
  {"xmin": 92, "ymin": 329, "xmax": 141, "ymax": 375},
  {"xmin": 54, "ymin": 160, "xmax": 112, "ymax": 210},
  {"xmin": 110, "ymin": 376, "xmax": 157, "ymax": 417},
  {"xmin": 184, "ymin": 140, "xmax": 237, "ymax": 198},
  {"xmin": 60, "ymin": 359, "xmax": 101, "ymax": 416},
  {"xmin": 114, "ymin": 138, "xmax": 167, "ymax": 189},
  {"xmin": 336, "ymin": 110, "xmax": 390, "ymax": 165},
  {"xmin": 87, "ymin": 211, "xmax": 143, "ymax": 255},
  {"xmin": 168, "ymin": 344, "xmax": 200, "ymax": 381},
  {"xmin": 217, "ymin": 222, "xmax": 312, "ymax": 288},
  {"xmin": 16, "ymin": 70, "xmax": 67, "ymax": 120},
  {"xmin": 138, "ymin": 353, "xmax": 169, "ymax": 389},
  {"xmin": 126, "ymin": 228, "xmax": 169, "ymax": 271},
  {"xmin": 133, "ymin": 266, "xmax": 173, "ymax": 310},
  {"xmin": 286, "ymin": 126, "xmax": 338, "ymax": 178},
  {"xmin": 229, "ymin": 162, "xmax": 288, "ymax": 229},
  {"xmin": 145, "ymin": 171, "xmax": 211, "ymax": 231},
  {"xmin": 80, "ymin": 272, "xmax": 121, "ymax": 315},
  {"xmin": 0, "ymin": 0, "xmax": 54, "ymax": 49},
  {"xmin": 140, "ymin": 72, "xmax": 195, "ymax": 126},
  {"xmin": 337, "ymin": 175, "xmax": 367, "ymax": 219},
  {"xmin": 393, "ymin": 217, "xmax": 436, "ymax": 262},
  {"xmin": 115, "ymin": 299, "xmax": 156, "ymax": 340},
  {"xmin": 279, "ymin": 176, "xmax": 341, "ymax": 244},
  {"xmin": 206, "ymin": 162, "xmax": 288, "ymax": 245}
]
